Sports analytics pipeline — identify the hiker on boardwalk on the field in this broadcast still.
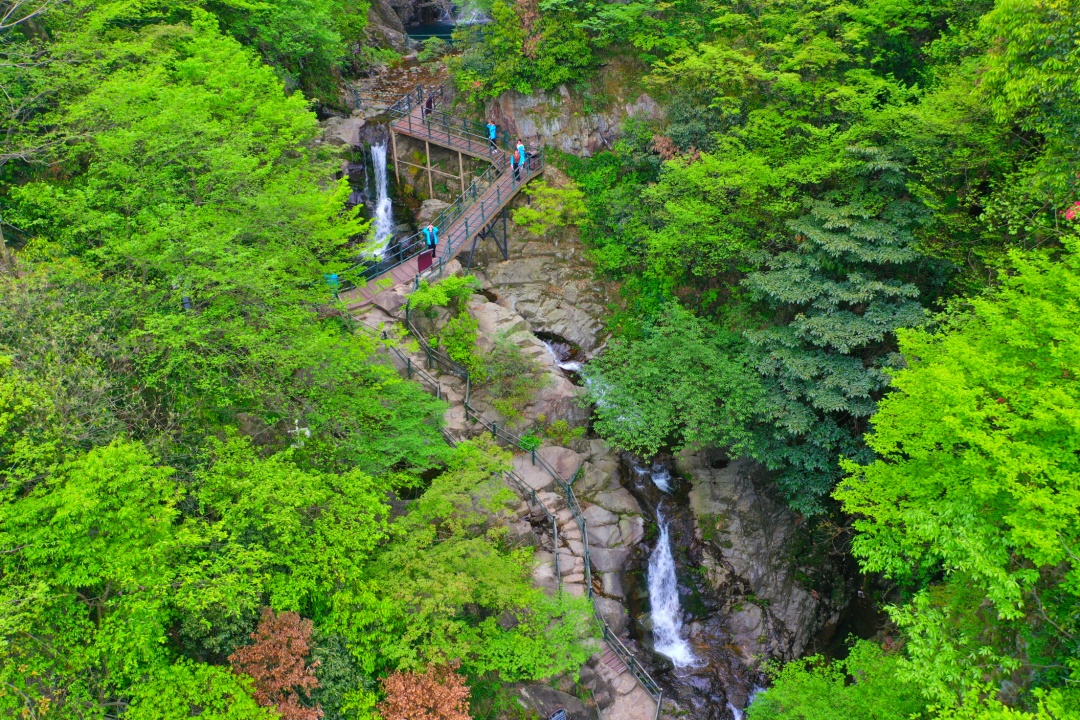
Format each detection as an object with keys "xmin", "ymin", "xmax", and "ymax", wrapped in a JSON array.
[
  {"xmin": 516, "ymin": 140, "xmax": 527, "ymax": 169},
  {"xmin": 511, "ymin": 149, "xmax": 521, "ymax": 182},
  {"xmin": 423, "ymin": 93, "xmax": 434, "ymax": 119},
  {"xmin": 486, "ymin": 122, "xmax": 498, "ymax": 153},
  {"xmin": 419, "ymin": 224, "xmax": 438, "ymax": 272},
  {"xmin": 424, "ymin": 224, "xmax": 439, "ymax": 248}
]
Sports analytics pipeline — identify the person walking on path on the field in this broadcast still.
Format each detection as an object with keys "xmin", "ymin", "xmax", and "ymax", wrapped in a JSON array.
[
  {"xmin": 486, "ymin": 122, "xmax": 498, "ymax": 153},
  {"xmin": 511, "ymin": 149, "xmax": 521, "ymax": 182},
  {"xmin": 423, "ymin": 93, "xmax": 434, "ymax": 120},
  {"xmin": 516, "ymin": 140, "xmax": 527, "ymax": 169}
]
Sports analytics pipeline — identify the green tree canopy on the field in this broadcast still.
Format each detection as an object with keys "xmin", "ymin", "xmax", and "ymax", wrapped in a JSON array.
[
  {"xmin": 836, "ymin": 240, "xmax": 1080, "ymax": 708},
  {"xmin": 584, "ymin": 302, "xmax": 762, "ymax": 458}
]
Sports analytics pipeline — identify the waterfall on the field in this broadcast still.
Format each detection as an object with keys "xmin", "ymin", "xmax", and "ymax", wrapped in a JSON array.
[
  {"xmin": 542, "ymin": 340, "xmax": 584, "ymax": 373},
  {"xmin": 648, "ymin": 510, "xmax": 697, "ymax": 667},
  {"xmin": 455, "ymin": 0, "xmax": 490, "ymax": 24},
  {"xmin": 370, "ymin": 143, "xmax": 395, "ymax": 256}
]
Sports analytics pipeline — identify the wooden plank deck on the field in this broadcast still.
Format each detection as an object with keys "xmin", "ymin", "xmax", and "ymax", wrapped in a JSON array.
[
  {"xmin": 391, "ymin": 103, "xmax": 508, "ymax": 162},
  {"xmin": 343, "ymin": 107, "xmax": 542, "ymax": 311}
]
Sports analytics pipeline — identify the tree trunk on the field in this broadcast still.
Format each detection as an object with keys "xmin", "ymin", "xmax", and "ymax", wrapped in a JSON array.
[{"xmin": 0, "ymin": 224, "xmax": 14, "ymax": 276}]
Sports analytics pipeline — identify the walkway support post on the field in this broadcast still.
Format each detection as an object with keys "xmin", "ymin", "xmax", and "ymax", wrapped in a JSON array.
[
  {"xmin": 424, "ymin": 140, "xmax": 434, "ymax": 199},
  {"xmin": 390, "ymin": 131, "xmax": 401, "ymax": 185},
  {"xmin": 458, "ymin": 151, "xmax": 465, "ymax": 196}
]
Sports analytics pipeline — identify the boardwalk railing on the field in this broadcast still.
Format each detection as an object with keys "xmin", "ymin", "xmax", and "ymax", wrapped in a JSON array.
[
  {"xmin": 351, "ymin": 315, "xmax": 562, "ymax": 590},
  {"xmin": 339, "ymin": 84, "xmax": 543, "ymax": 294},
  {"xmin": 348, "ymin": 86, "xmax": 406, "ymax": 109},
  {"xmin": 400, "ymin": 304, "xmax": 663, "ymax": 713}
]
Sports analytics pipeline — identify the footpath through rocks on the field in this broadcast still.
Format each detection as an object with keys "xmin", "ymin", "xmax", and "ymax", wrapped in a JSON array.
[{"xmin": 352, "ymin": 275, "xmax": 661, "ymax": 720}]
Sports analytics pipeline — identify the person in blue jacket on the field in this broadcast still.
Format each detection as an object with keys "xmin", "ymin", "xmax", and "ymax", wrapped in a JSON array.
[
  {"xmin": 323, "ymin": 273, "xmax": 340, "ymax": 299},
  {"xmin": 516, "ymin": 140, "xmax": 527, "ymax": 170},
  {"xmin": 486, "ymin": 122, "xmax": 498, "ymax": 153},
  {"xmin": 424, "ymin": 224, "xmax": 439, "ymax": 248}
]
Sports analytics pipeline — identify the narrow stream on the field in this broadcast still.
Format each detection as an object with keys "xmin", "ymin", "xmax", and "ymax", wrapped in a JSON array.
[{"xmin": 648, "ymin": 509, "xmax": 697, "ymax": 668}]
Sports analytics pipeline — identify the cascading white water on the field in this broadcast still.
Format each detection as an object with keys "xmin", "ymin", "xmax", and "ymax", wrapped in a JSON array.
[
  {"xmin": 542, "ymin": 340, "xmax": 584, "ymax": 373},
  {"xmin": 370, "ymin": 143, "xmax": 395, "ymax": 256},
  {"xmin": 651, "ymin": 467, "xmax": 673, "ymax": 493},
  {"xmin": 648, "ymin": 511, "xmax": 697, "ymax": 667},
  {"xmin": 455, "ymin": 0, "xmax": 490, "ymax": 24}
]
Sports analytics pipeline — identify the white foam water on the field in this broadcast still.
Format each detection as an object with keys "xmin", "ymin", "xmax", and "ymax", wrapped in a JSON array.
[
  {"xmin": 651, "ymin": 467, "xmax": 673, "ymax": 493},
  {"xmin": 369, "ymin": 142, "xmax": 394, "ymax": 256},
  {"xmin": 647, "ymin": 511, "xmax": 697, "ymax": 667},
  {"xmin": 542, "ymin": 341, "xmax": 584, "ymax": 372}
]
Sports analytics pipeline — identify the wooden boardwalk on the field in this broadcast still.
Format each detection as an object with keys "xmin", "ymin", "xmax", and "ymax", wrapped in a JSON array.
[
  {"xmin": 392, "ymin": 103, "xmax": 507, "ymax": 162},
  {"xmin": 342, "ymin": 103, "xmax": 542, "ymax": 311}
]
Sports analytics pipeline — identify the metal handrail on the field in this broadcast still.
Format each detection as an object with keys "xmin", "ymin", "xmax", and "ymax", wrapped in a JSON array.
[
  {"xmin": 505, "ymin": 468, "xmax": 561, "ymax": 585},
  {"xmin": 352, "ymin": 313, "xmax": 562, "ymax": 591},
  {"xmin": 350, "ymin": 318, "xmax": 447, "ymax": 399},
  {"xmin": 415, "ymin": 148, "xmax": 544, "ymax": 286},
  {"xmin": 398, "ymin": 308, "xmax": 662, "ymax": 710}
]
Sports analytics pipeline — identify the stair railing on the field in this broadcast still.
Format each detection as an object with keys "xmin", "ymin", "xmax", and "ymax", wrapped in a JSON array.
[
  {"xmin": 398, "ymin": 304, "xmax": 662, "ymax": 714},
  {"xmin": 349, "ymin": 314, "xmax": 562, "ymax": 592}
]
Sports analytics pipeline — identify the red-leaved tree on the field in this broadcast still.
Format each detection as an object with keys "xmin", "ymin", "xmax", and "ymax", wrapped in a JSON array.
[
  {"xmin": 229, "ymin": 608, "xmax": 323, "ymax": 720},
  {"xmin": 378, "ymin": 664, "xmax": 471, "ymax": 720}
]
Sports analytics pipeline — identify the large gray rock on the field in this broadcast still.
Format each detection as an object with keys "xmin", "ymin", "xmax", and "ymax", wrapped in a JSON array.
[
  {"xmin": 603, "ymin": 684, "xmax": 656, "ymax": 720},
  {"xmin": 468, "ymin": 298, "xmax": 528, "ymax": 337},
  {"xmin": 586, "ymin": 522, "xmax": 622, "ymax": 548},
  {"xmin": 323, "ymin": 116, "xmax": 367, "ymax": 146},
  {"xmin": 601, "ymin": 571, "xmax": 626, "ymax": 599},
  {"xmin": 484, "ymin": 253, "xmax": 608, "ymax": 352},
  {"xmin": 536, "ymin": 445, "xmax": 585, "ymax": 481},
  {"xmin": 726, "ymin": 604, "xmax": 767, "ymax": 665},
  {"xmin": 415, "ymin": 199, "xmax": 451, "ymax": 228},
  {"xmin": 512, "ymin": 446, "xmax": 584, "ymax": 491},
  {"xmin": 516, "ymin": 686, "xmax": 593, "ymax": 720},
  {"xmin": 594, "ymin": 596, "xmax": 630, "ymax": 636},
  {"xmin": 373, "ymin": 289, "xmax": 407, "ymax": 317},
  {"xmin": 513, "ymin": 454, "xmax": 557, "ymax": 492},
  {"xmin": 681, "ymin": 452, "xmax": 837, "ymax": 662},
  {"xmin": 365, "ymin": 0, "xmax": 408, "ymax": 51},
  {"xmin": 589, "ymin": 547, "xmax": 630, "ymax": 573},
  {"xmin": 591, "ymin": 489, "xmax": 642, "ymax": 516},
  {"xmin": 581, "ymin": 504, "xmax": 618, "ymax": 527}
]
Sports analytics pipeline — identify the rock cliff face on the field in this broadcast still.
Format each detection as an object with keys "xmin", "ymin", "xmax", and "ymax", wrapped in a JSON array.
[
  {"xmin": 469, "ymin": 164, "xmax": 618, "ymax": 353},
  {"xmin": 678, "ymin": 449, "xmax": 847, "ymax": 665},
  {"xmin": 366, "ymin": 0, "xmax": 408, "ymax": 52},
  {"xmin": 485, "ymin": 59, "xmax": 665, "ymax": 157}
]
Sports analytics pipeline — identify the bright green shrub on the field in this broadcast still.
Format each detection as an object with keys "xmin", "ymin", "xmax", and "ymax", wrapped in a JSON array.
[{"xmin": 747, "ymin": 640, "xmax": 928, "ymax": 720}]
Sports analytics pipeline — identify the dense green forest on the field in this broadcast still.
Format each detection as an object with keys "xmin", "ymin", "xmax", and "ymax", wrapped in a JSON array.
[
  {"xmin": 0, "ymin": 2, "xmax": 590, "ymax": 718},
  {"xmin": 1, "ymin": 0, "xmax": 1077, "ymax": 719},
  {"xmin": 457, "ymin": 0, "xmax": 1079, "ymax": 715}
]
